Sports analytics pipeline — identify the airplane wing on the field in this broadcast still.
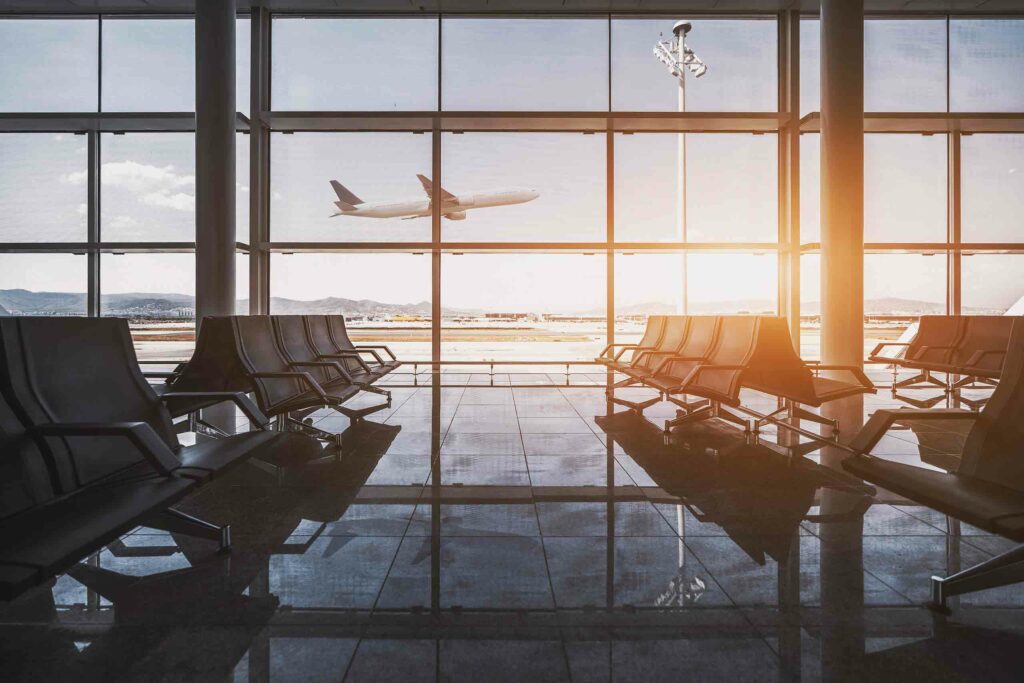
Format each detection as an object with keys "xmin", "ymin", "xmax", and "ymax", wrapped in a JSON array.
[{"xmin": 416, "ymin": 174, "xmax": 457, "ymax": 202}]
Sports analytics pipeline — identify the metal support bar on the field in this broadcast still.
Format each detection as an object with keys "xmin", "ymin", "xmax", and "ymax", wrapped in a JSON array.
[
  {"xmin": 929, "ymin": 544, "xmax": 1024, "ymax": 613},
  {"xmin": 145, "ymin": 508, "xmax": 231, "ymax": 553}
]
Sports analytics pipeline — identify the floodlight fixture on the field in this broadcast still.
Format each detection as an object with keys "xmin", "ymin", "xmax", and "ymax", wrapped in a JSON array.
[{"xmin": 653, "ymin": 20, "xmax": 708, "ymax": 84}]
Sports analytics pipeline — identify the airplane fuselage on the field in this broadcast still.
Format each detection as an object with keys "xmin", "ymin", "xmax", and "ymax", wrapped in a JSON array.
[{"xmin": 332, "ymin": 188, "xmax": 538, "ymax": 220}]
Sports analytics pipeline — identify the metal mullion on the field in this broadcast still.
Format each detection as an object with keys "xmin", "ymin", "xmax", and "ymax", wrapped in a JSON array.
[
  {"xmin": 87, "ymin": 130, "xmax": 100, "ymax": 317},
  {"xmin": 250, "ymin": 6, "xmax": 271, "ymax": 314},
  {"xmin": 778, "ymin": 9, "xmax": 800, "ymax": 346},
  {"xmin": 432, "ymin": 16, "xmax": 442, "ymax": 365},
  {"xmin": 949, "ymin": 130, "xmax": 962, "ymax": 315},
  {"xmin": 606, "ymin": 121, "xmax": 614, "ymax": 353}
]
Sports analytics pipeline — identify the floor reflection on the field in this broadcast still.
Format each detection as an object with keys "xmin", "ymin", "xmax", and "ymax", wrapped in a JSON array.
[{"xmin": 2, "ymin": 378, "xmax": 1022, "ymax": 682}]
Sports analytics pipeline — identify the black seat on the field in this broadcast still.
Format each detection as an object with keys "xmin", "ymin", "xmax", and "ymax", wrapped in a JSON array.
[
  {"xmin": 869, "ymin": 315, "xmax": 966, "ymax": 390},
  {"xmin": 596, "ymin": 315, "xmax": 666, "ymax": 367},
  {"xmin": 326, "ymin": 315, "xmax": 401, "ymax": 373},
  {"xmin": 950, "ymin": 315, "xmax": 1016, "ymax": 380},
  {"xmin": 305, "ymin": 314, "xmax": 390, "ymax": 381},
  {"xmin": 843, "ymin": 318, "xmax": 1024, "ymax": 611}
]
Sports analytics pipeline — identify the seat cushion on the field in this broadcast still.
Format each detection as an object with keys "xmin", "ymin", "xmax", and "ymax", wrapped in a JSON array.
[
  {"xmin": 0, "ymin": 563, "xmax": 42, "ymax": 601},
  {"xmin": 643, "ymin": 374, "xmax": 683, "ymax": 393},
  {"xmin": 0, "ymin": 475, "xmax": 196, "ymax": 577},
  {"xmin": 175, "ymin": 431, "xmax": 291, "ymax": 479},
  {"xmin": 843, "ymin": 455, "xmax": 1024, "ymax": 541}
]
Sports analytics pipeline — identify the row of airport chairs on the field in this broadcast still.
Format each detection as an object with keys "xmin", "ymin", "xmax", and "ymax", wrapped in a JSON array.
[
  {"xmin": 0, "ymin": 317, "xmax": 324, "ymax": 601},
  {"xmin": 162, "ymin": 315, "xmax": 401, "ymax": 448},
  {"xmin": 597, "ymin": 315, "xmax": 876, "ymax": 441}
]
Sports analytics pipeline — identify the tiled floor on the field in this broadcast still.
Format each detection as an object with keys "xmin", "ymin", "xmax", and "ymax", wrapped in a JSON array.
[{"xmin": 2, "ymin": 376, "xmax": 1023, "ymax": 682}]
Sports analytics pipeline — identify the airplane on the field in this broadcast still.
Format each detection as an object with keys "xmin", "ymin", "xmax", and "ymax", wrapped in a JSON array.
[{"xmin": 329, "ymin": 175, "xmax": 539, "ymax": 221}]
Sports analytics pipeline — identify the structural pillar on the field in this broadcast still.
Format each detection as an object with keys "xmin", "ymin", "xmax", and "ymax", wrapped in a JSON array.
[
  {"xmin": 195, "ymin": 0, "xmax": 236, "ymax": 324},
  {"xmin": 820, "ymin": 0, "xmax": 864, "ymax": 368}
]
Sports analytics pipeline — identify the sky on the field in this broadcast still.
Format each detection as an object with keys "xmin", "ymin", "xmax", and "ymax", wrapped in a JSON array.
[{"xmin": 0, "ymin": 16, "xmax": 1022, "ymax": 314}]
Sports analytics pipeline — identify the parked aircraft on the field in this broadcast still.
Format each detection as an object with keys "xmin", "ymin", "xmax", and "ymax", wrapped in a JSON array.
[{"xmin": 329, "ymin": 175, "xmax": 538, "ymax": 221}]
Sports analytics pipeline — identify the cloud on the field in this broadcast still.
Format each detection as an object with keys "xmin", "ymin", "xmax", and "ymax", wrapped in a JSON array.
[{"xmin": 61, "ymin": 161, "xmax": 196, "ymax": 213}]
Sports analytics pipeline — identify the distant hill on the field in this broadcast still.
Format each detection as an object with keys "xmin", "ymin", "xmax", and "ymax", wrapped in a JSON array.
[{"xmin": 605, "ymin": 298, "xmax": 996, "ymax": 316}]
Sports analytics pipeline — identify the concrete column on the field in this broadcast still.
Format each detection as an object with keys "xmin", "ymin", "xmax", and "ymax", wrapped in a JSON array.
[
  {"xmin": 820, "ymin": 0, "xmax": 864, "ymax": 367},
  {"xmin": 195, "ymin": 0, "xmax": 236, "ymax": 324}
]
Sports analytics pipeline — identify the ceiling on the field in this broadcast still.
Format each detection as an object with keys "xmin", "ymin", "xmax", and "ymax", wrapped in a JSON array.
[{"xmin": 2, "ymin": 0, "xmax": 1024, "ymax": 15}]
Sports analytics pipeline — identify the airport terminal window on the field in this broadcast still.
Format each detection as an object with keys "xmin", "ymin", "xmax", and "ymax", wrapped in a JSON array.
[
  {"xmin": 0, "ymin": 18, "xmax": 98, "ymax": 112},
  {"xmin": 100, "ymin": 253, "xmax": 196, "ymax": 361},
  {"xmin": 0, "ymin": 133, "xmax": 88, "ymax": 243},
  {"xmin": 961, "ymin": 254, "xmax": 1024, "ymax": 314},
  {"xmin": 0, "ymin": 254, "xmax": 87, "ymax": 316},
  {"xmin": 686, "ymin": 253, "xmax": 777, "ymax": 315},
  {"xmin": 614, "ymin": 253, "xmax": 685, "ymax": 345},
  {"xmin": 270, "ymin": 132, "xmax": 432, "ymax": 243},
  {"xmin": 237, "ymin": 132, "xmax": 250, "ymax": 239},
  {"xmin": 440, "ymin": 132, "xmax": 605, "ymax": 243},
  {"xmin": 269, "ymin": 253, "xmax": 431, "ymax": 359},
  {"xmin": 800, "ymin": 133, "xmax": 820, "ymax": 244},
  {"xmin": 441, "ymin": 17, "xmax": 608, "ymax": 112},
  {"xmin": 611, "ymin": 17, "xmax": 778, "ymax": 113},
  {"xmin": 100, "ymin": 133, "xmax": 196, "ymax": 242},
  {"xmin": 961, "ymin": 135, "xmax": 1024, "ymax": 243},
  {"xmin": 614, "ymin": 133, "xmax": 777, "ymax": 243},
  {"xmin": 800, "ymin": 253, "xmax": 821, "ymax": 359},
  {"xmin": 951, "ymin": 19, "xmax": 1024, "ymax": 113},
  {"xmin": 799, "ymin": 19, "xmax": 821, "ymax": 117},
  {"xmin": 101, "ymin": 18, "xmax": 195, "ymax": 112},
  {"xmin": 865, "ymin": 19, "xmax": 947, "ymax": 112},
  {"xmin": 865, "ymin": 134, "xmax": 947, "ymax": 243},
  {"xmin": 272, "ymin": 17, "xmax": 438, "ymax": 111},
  {"xmin": 440, "ymin": 254, "xmax": 606, "ymax": 361},
  {"xmin": 864, "ymin": 252, "xmax": 947, "ymax": 351}
]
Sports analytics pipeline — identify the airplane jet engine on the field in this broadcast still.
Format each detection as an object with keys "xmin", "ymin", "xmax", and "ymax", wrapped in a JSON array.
[{"xmin": 444, "ymin": 211, "xmax": 467, "ymax": 220}]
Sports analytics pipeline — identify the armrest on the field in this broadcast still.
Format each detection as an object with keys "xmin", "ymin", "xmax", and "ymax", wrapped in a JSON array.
[
  {"xmin": 158, "ymin": 391, "xmax": 270, "ymax": 430},
  {"xmin": 251, "ymin": 371, "xmax": 329, "ymax": 403},
  {"xmin": 598, "ymin": 342, "xmax": 636, "ymax": 358},
  {"xmin": 34, "ymin": 422, "xmax": 180, "ymax": 475},
  {"xmin": 289, "ymin": 360, "xmax": 354, "ymax": 383},
  {"xmin": 142, "ymin": 371, "xmax": 179, "ymax": 379},
  {"xmin": 349, "ymin": 347, "xmax": 386, "ymax": 364},
  {"xmin": 319, "ymin": 351, "xmax": 373, "ymax": 374},
  {"xmin": 868, "ymin": 341, "xmax": 911, "ymax": 359},
  {"xmin": 806, "ymin": 364, "xmax": 876, "ymax": 391},
  {"xmin": 963, "ymin": 348, "xmax": 1007, "ymax": 368},
  {"xmin": 848, "ymin": 408, "xmax": 978, "ymax": 455},
  {"xmin": 357, "ymin": 344, "xmax": 397, "ymax": 361}
]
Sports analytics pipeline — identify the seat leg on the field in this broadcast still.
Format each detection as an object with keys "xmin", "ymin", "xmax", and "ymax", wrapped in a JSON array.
[
  {"xmin": 361, "ymin": 384, "xmax": 392, "ymax": 399},
  {"xmin": 664, "ymin": 404, "xmax": 713, "ymax": 434},
  {"xmin": 894, "ymin": 369, "xmax": 948, "ymax": 390},
  {"xmin": 145, "ymin": 508, "xmax": 231, "ymax": 553},
  {"xmin": 610, "ymin": 392, "xmax": 663, "ymax": 416},
  {"xmin": 929, "ymin": 544, "xmax": 1024, "ymax": 613},
  {"xmin": 286, "ymin": 415, "xmax": 344, "ymax": 453}
]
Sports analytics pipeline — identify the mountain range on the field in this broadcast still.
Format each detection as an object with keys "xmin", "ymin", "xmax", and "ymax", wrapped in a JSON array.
[{"xmin": 0, "ymin": 289, "xmax": 1000, "ymax": 318}]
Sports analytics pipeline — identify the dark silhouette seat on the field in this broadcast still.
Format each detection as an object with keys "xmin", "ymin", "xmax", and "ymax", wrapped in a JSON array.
[
  {"xmin": 605, "ymin": 316, "xmax": 693, "ymax": 413},
  {"xmin": 305, "ymin": 314, "xmax": 391, "ymax": 383},
  {"xmin": 326, "ymin": 315, "xmax": 401, "ymax": 373},
  {"xmin": 843, "ymin": 318, "xmax": 1024, "ymax": 611},
  {"xmin": 596, "ymin": 315, "xmax": 666, "ymax": 367},
  {"xmin": 0, "ymin": 317, "xmax": 320, "ymax": 601}
]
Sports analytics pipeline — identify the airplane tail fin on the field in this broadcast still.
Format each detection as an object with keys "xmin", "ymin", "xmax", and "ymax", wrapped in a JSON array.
[
  {"xmin": 334, "ymin": 199, "xmax": 358, "ymax": 212},
  {"xmin": 330, "ymin": 180, "xmax": 363, "ymax": 206}
]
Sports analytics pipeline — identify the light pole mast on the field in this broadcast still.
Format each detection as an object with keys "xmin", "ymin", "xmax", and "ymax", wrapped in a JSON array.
[{"xmin": 654, "ymin": 21, "xmax": 707, "ymax": 315}]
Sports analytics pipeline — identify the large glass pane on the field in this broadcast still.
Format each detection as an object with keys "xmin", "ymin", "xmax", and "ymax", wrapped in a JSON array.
[
  {"xmin": 800, "ymin": 253, "xmax": 821, "ymax": 359},
  {"xmin": 442, "ymin": 133, "xmax": 603, "ymax": 243},
  {"xmin": 800, "ymin": 19, "xmax": 820, "ymax": 117},
  {"xmin": 441, "ymin": 254, "xmax": 605, "ymax": 361},
  {"xmin": 615, "ymin": 133, "xmax": 777, "ymax": 243},
  {"xmin": 962, "ymin": 254, "xmax": 1024, "ymax": 314},
  {"xmin": 615, "ymin": 253, "xmax": 684, "ymax": 345},
  {"xmin": 236, "ymin": 16, "xmax": 250, "ymax": 116},
  {"xmin": 271, "ymin": 132, "xmax": 432, "ymax": 243},
  {"xmin": 951, "ymin": 19, "xmax": 1024, "ymax": 113},
  {"xmin": 269, "ymin": 253, "xmax": 431, "ymax": 360},
  {"xmin": 865, "ymin": 19, "xmax": 946, "ymax": 112},
  {"xmin": 100, "ymin": 133, "xmax": 195, "ymax": 242},
  {"xmin": 612, "ymin": 18, "xmax": 777, "ymax": 112},
  {"xmin": 865, "ymin": 134, "xmax": 947, "ymax": 243},
  {"xmin": 272, "ymin": 17, "xmax": 438, "ymax": 111},
  {"xmin": 100, "ymin": 253, "xmax": 196, "ymax": 361},
  {"xmin": 442, "ymin": 18, "xmax": 607, "ymax": 111},
  {"xmin": 864, "ymin": 252, "xmax": 947, "ymax": 355},
  {"xmin": 687, "ymin": 252, "xmax": 777, "ymax": 314},
  {"xmin": 0, "ymin": 18, "xmax": 98, "ymax": 112},
  {"xmin": 102, "ymin": 18, "xmax": 194, "ymax": 112},
  {"xmin": 237, "ymin": 132, "xmax": 250, "ymax": 239},
  {"xmin": 0, "ymin": 134, "xmax": 88, "ymax": 242},
  {"xmin": 962, "ymin": 135, "xmax": 1024, "ymax": 243},
  {"xmin": 0, "ymin": 254, "xmax": 87, "ymax": 315}
]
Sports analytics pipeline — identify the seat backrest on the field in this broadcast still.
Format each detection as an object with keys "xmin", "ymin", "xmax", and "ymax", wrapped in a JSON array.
[
  {"xmin": 741, "ymin": 317, "xmax": 817, "ymax": 404},
  {"xmin": 951, "ymin": 316, "xmax": 1016, "ymax": 378},
  {"xmin": 0, "ymin": 385, "xmax": 57, "ymax": 521},
  {"xmin": 682, "ymin": 316, "xmax": 761, "ymax": 405},
  {"xmin": 636, "ymin": 316, "xmax": 688, "ymax": 369},
  {"xmin": 959, "ymin": 319, "xmax": 1024, "ymax": 490},
  {"xmin": 0, "ymin": 317, "xmax": 179, "ymax": 491},
  {"xmin": 909, "ymin": 316, "xmax": 965, "ymax": 366},
  {"xmin": 661, "ymin": 316, "xmax": 720, "ymax": 379},
  {"xmin": 164, "ymin": 316, "xmax": 253, "ymax": 415},
  {"xmin": 305, "ymin": 315, "xmax": 363, "ymax": 375},
  {"xmin": 326, "ymin": 315, "xmax": 356, "ymax": 352},
  {"xmin": 636, "ymin": 315, "xmax": 667, "ymax": 349},
  {"xmin": 272, "ymin": 315, "xmax": 341, "ymax": 385},
  {"xmin": 232, "ymin": 316, "xmax": 310, "ymax": 411}
]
